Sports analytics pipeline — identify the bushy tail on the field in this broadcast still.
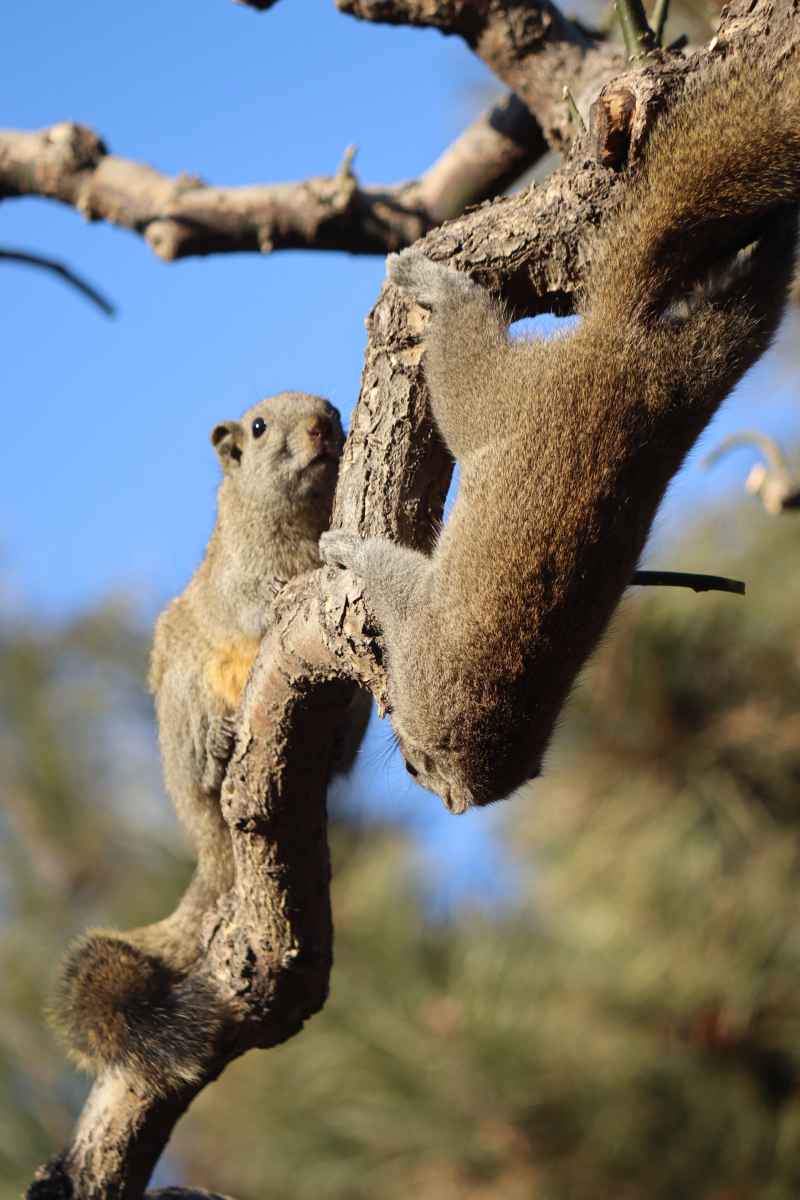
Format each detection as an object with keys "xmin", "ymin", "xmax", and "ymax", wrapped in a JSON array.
[
  {"xmin": 589, "ymin": 55, "xmax": 800, "ymax": 321},
  {"xmin": 50, "ymin": 873, "xmax": 224, "ymax": 1094}
]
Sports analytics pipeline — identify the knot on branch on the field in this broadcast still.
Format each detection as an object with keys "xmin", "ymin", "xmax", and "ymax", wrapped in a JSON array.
[
  {"xmin": 45, "ymin": 121, "xmax": 107, "ymax": 171},
  {"xmin": 589, "ymin": 66, "xmax": 676, "ymax": 168}
]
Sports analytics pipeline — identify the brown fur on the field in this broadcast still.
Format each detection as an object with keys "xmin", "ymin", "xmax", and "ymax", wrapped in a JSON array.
[
  {"xmin": 321, "ymin": 56, "xmax": 800, "ymax": 813},
  {"xmin": 53, "ymin": 392, "xmax": 350, "ymax": 1092}
]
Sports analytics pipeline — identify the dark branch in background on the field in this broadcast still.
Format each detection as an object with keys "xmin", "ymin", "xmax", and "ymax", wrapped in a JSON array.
[
  {"xmin": 0, "ymin": 101, "xmax": 546, "ymax": 263},
  {"xmin": 631, "ymin": 571, "xmax": 746, "ymax": 595},
  {"xmin": 0, "ymin": 247, "xmax": 115, "ymax": 316}
]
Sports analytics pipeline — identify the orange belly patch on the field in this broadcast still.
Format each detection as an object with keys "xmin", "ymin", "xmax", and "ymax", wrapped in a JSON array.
[{"xmin": 206, "ymin": 637, "xmax": 261, "ymax": 709}]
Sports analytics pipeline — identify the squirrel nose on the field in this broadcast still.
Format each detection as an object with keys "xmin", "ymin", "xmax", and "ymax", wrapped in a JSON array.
[{"xmin": 307, "ymin": 417, "xmax": 339, "ymax": 452}]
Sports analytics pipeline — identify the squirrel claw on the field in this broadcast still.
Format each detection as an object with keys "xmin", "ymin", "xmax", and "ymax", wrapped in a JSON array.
[{"xmin": 202, "ymin": 714, "xmax": 238, "ymax": 792}]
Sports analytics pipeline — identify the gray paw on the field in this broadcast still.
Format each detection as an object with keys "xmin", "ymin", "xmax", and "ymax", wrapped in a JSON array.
[
  {"xmin": 387, "ymin": 248, "xmax": 476, "ymax": 308},
  {"xmin": 319, "ymin": 530, "xmax": 363, "ymax": 571}
]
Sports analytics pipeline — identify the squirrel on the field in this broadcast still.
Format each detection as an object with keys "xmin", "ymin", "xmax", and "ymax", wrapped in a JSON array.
[
  {"xmin": 52, "ymin": 390, "xmax": 363, "ymax": 1092},
  {"xmin": 320, "ymin": 56, "xmax": 800, "ymax": 814}
]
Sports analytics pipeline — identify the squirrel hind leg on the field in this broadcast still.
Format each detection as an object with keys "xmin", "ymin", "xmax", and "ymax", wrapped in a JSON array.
[{"xmin": 50, "ymin": 932, "xmax": 224, "ymax": 1094}]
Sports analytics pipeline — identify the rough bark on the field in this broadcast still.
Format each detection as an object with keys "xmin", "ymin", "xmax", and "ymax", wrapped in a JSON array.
[
  {"xmin": 0, "ymin": 97, "xmax": 545, "ymax": 262},
  {"xmin": 25, "ymin": 0, "xmax": 798, "ymax": 1195}
]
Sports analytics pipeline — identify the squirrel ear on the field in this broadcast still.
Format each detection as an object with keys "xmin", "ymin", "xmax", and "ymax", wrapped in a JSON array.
[{"xmin": 211, "ymin": 421, "xmax": 244, "ymax": 469}]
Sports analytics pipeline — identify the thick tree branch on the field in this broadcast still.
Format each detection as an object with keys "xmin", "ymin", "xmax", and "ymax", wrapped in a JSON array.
[
  {"xmin": 28, "ymin": 569, "xmax": 386, "ymax": 1200},
  {"xmin": 337, "ymin": 0, "xmax": 625, "ymax": 149},
  {"xmin": 0, "ymin": 101, "xmax": 545, "ymax": 263}
]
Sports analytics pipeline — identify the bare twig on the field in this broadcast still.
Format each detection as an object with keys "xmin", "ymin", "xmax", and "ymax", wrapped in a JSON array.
[
  {"xmin": 651, "ymin": 0, "xmax": 671, "ymax": 47},
  {"xmin": 614, "ymin": 0, "xmax": 657, "ymax": 59},
  {"xmin": 0, "ymin": 247, "xmax": 115, "ymax": 316},
  {"xmin": 631, "ymin": 570, "xmax": 745, "ymax": 595},
  {"xmin": 562, "ymin": 86, "xmax": 588, "ymax": 134},
  {"xmin": 704, "ymin": 432, "xmax": 800, "ymax": 514}
]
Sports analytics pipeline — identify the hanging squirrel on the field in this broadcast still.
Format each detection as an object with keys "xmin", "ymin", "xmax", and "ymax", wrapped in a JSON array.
[
  {"xmin": 52, "ymin": 391, "xmax": 368, "ymax": 1092},
  {"xmin": 321, "ymin": 56, "xmax": 800, "ymax": 813}
]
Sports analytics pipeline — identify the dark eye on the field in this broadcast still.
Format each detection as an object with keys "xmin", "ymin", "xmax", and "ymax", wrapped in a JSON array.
[
  {"xmin": 252, "ymin": 417, "xmax": 267, "ymax": 438},
  {"xmin": 404, "ymin": 760, "xmax": 418, "ymax": 778}
]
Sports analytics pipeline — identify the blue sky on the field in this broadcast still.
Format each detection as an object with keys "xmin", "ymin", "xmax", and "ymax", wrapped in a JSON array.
[{"xmin": 3, "ymin": 0, "xmax": 799, "ymax": 908}]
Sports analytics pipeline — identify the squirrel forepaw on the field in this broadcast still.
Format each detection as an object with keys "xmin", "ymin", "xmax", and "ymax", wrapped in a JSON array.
[
  {"xmin": 202, "ymin": 714, "xmax": 238, "ymax": 792},
  {"xmin": 319, "ymin": 530, "xmax": 364, "ymax": 572},
  {"xmin": 387, "ymin": 248, "xmax": 477, "ymax": 308}
]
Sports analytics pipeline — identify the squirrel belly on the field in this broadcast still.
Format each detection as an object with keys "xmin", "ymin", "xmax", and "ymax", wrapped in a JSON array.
[
  {"xmin": 321, "ymin": 55, "xmax": 800, "ymax": 813},
  {"xmin": 206, "ymin": 637, "xmax": 261, "ymax": 709},
  {"xmin": 52, "ymin": 393, "xmax": 351, "ymax": 1091}
]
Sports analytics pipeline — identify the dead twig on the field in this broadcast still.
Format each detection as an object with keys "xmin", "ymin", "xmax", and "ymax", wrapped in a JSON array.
[{"xmin": 704, "ymin": 432, "xmax": 800, "ymax": 515}]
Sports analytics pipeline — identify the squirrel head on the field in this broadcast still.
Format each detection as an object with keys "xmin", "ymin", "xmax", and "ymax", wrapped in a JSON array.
[
  {"xmin": 393, "ymin": 699, "xmax": 544, "ymax": 815},
  {"xmin": 396, "ymin": 737, "xmax": 544, "ymax": 816},
  {"xmin": 211, "ymin": 392, "xmax": 344, "ymax": 519}
]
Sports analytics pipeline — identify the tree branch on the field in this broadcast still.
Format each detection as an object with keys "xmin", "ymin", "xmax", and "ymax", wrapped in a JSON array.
[
  {"xmin": 631, "ymin": 571, "xmax": 745, "ymax": 594},
  {"xmin": 0, "ymin": 101, "xmax": 546, "ymax": 263},
  {"xmin": 28, "ymin": 568, "xmax": 387, "ymax": 1200},
  {"xmin": 336, "ymin": 0, "xmax": 625, "ymax": 149}
]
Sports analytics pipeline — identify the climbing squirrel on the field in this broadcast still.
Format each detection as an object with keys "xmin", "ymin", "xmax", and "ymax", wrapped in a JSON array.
[
  {"xmin": 53, "ymin": 391, "xmax": 363, "ymax": 1092},
  {"xmin": 321, "ymin": 56, "xmax": 800, "ymax": 813}
]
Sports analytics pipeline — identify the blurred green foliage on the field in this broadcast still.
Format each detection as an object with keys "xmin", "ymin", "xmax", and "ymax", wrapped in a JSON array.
[{"xmin": 2, "ymin": 501, "xmax": 800, "ymax": 1200}]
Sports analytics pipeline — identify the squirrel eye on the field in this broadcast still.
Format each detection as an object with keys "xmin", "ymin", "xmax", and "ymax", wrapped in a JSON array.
[{"xmin": 252, "ymin": 417, "xmax": 267, "ymax": 439}]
